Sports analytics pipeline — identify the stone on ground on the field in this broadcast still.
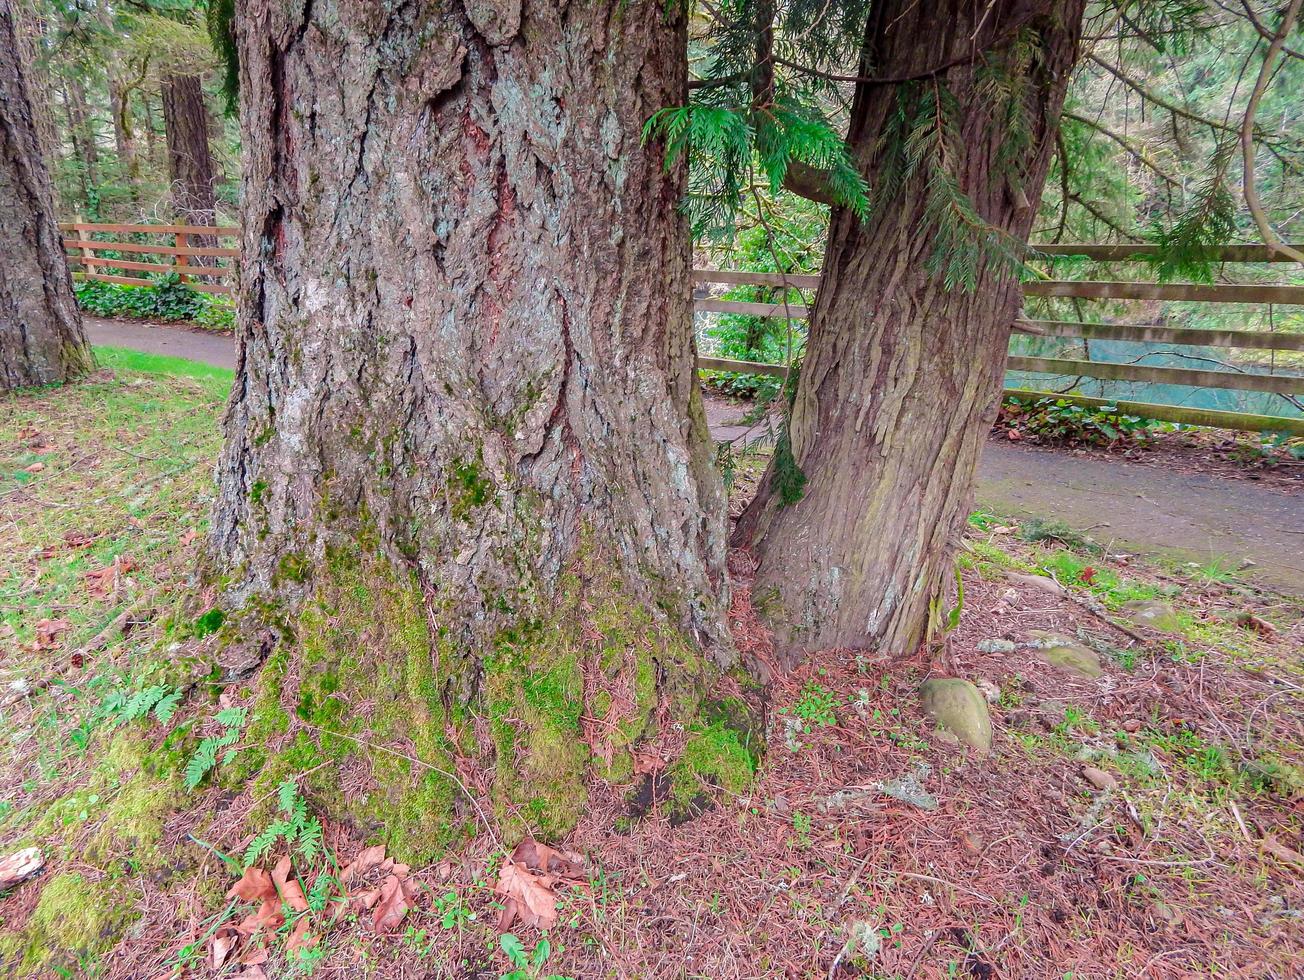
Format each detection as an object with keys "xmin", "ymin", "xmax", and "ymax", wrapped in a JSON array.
[
  {"xmin": 920, "ymin": 679, "xmax": 992, "ymax": 755},
  {"xmin": 1029, "ymin": 630, "xmax": 1105, "ymax": 679},
  {"xmin": 1120, "ymin": 599, "xmax": 1182, "ymax": 632}
]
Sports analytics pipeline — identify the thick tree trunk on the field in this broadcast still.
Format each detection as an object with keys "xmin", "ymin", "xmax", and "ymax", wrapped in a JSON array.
[
  {"xmin": 213, "ymin": 1, "xmax": 735, "ymax": 847},
  {"xmin": 0, "ymin": 0, "xmax": 93, "ymax": 390},
  {"xmin": 161, "ymin": 73, "xmax": 217, "ymax": 259},
  {"xmin": 736, "ymin": 0, "xmax": 1085, "ymax": 658},
  {"xmin": 10, "ymin": 0, "xmax": 58, "ymax": 166}
]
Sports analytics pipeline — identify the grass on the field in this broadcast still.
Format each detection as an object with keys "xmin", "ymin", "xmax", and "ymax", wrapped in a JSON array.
[{"xmin": 1, "ymin": 347, "xmax": 229, "ymax": 652}]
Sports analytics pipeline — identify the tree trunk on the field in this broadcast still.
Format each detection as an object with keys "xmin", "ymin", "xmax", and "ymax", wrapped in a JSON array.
[
  {"xmin": 213, "ymin": 0, "xmax": 737, "ymax": 850},
  {"xmin": 64, "ymin": 76, "xmax": 99, "ymax": 191},
  {"xmin": 161, "ymin": 73, "xmax": 217, "ymax": 259},
  {"xmin": 735, "ymin": 0, "xmax": 1085, "ymax": 658},
  {"xmin": 9, "ymin": 0, "xmax": 58, "ymax": 166},
  {"xmin": 0, "ymin": 0, "xmax": 93, "ymax": 391},
  {"xmin": 108, "ymin": 76, "xmax": 141, "ymax": 198}
]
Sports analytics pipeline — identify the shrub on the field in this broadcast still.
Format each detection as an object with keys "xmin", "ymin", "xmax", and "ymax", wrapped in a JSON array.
[{"xmin": 74, "ymin": 274, "xmax": 234, "ymax": 331}]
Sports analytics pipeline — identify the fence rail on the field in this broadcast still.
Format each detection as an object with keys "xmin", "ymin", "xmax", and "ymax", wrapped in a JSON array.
[
  {"xmin": 693, "ymin": 243, "xmax": 1304, "ymax": 436},
  {"xmin": 62, "ymin": 222, "xmax": 238, "ymax": 295},
  {"xmin": 58, "ymin": 226, "xmax": 1302, "ymax": 434}
]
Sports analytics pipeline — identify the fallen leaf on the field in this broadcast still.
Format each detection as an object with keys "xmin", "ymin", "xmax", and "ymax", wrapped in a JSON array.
[
  {"xmin": 211, "ymin": 927, "xmax": 239, "ymax": 970},
  {"xmin": 1261, "ymin": 836, "xmax": 1304, "ymax": 869},
  {"xmin": 34, "ymin": 618, "xmax": 70, "ymax": 650},
  {"xmin": 84, "ymin": 556, "xmax": 134, "ymax": 597},
  {"xmin": 1080, "ymin": 566, "xmax": 1097, "ymax": 584},
  {"xmin": 226, "ymin": 866, "xmax": 275, "ymax": 903},
  {"xmin": 372, "ymin": 872, "xmax": 416, "ymax": 934},
  {"xmin": 240, "ymin": 947, "xmax": 269, "ymax": 966},
  {"xmin": 285, "ymin": 917, "xmax": 316, "ymax": 952},
  {"xmin": 339, "ymin": 844, "xmax": 388, "ymax": 887},
  {"xmin": 1237, "ymin": 612, "xmax": 1277, "ymax": 637},
  {"xmin": 24, "ymin": 462, "xmax": 45, "ymax": 474},
  {"xmin": 179, "ymin": 529, "xmax": 198, "ymax": 547},
  {"xmin": 272, "ymin": 855, "xmax": 309, "ymax": 913},
  {"xmin": 229, "ymin": 968, "xmax": 268, "ymax": 980},
  {"xmin": 227, "ymin": 865, "xmax": 285, "ymax": 936},
  {"xmin": 633, "ymin": 749, "xmax": 666, "ymax": 775},
  {"xmin": 494, "ymin": 838, "xmax": 587, "ymax": 932}
]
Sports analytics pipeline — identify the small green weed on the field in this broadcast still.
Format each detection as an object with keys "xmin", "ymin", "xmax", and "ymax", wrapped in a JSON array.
[
  {"xmin": 499, "ymin": 933, "xmax": 573, "ymax": 980},
  {"xmin": 184, "ymin": 706, "xmax": 248, "ymax": 791}
]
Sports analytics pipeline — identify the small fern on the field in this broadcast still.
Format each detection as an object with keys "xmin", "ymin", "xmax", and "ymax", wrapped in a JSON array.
[
  {"xmin": 242, "ymin": 778, "xmax": 323, "ymax": 868},
  {"xmin": 183, "ymin": 707, "xmax": 248, "ymax": 791}
]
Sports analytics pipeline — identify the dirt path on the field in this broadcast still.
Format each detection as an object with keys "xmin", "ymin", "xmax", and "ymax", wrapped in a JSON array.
[{"xmin": 88, "ymin": 317, "xmax": 1303, "ymax": 594}]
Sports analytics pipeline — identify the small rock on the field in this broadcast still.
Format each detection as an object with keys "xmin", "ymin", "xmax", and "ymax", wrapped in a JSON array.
[
  {"xmin": 1122, "ymin": 719, "xmax": 1141, "ymax": 733},
  {"xmin": 974, "ymin": 678, "xmax": 1001, "ymax": 703},
  {"xmin": 976, "ymin": 638, "xmax": 1017, "ymax": 654},
  {"xmin": 875, "ymin": 763, "xmax": 938, "ymax": 811},
  {"xmin": 999, "ymin": 588, "xmax": 1020, "ymax": 605},
  {"xmin": 1028, "ymin": 631, "xmax": 1104, "ymax": 679},
  {"xmin": 1005, "ymin": 572, "xmax": 1065, "ymax": 596},
  {"xmin": 1081, "ymin": 766, "xmax": 1118, "ymax": 791},
  {"xmin": 920, "ymin": 678, "xmax": 993, "ymax": 755},
  {"xmin": 1120, "ymin": 599, "xmax": 1182, "ymax": 633}
]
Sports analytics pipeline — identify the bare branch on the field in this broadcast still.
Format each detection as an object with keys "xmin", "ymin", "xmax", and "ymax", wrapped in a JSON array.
[{"xmin": 1240, "ymin": 0, "xmax": 1304, "ymax": 262}]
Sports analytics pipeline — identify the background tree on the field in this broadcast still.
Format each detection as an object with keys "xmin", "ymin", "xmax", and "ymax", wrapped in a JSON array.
[
  {"xmin": 1, "ymin": 0, "xmax": 93, "ymax": 390},
  {"xmin": 208, "ymin": 0, "xmax": 742, "ymax": 847},
  {"xmin": 669, "ymin": 0, "xmax": 1301, "ymax": 659}
]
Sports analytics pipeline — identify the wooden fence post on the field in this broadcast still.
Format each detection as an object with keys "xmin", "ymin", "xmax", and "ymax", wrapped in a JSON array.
[
  {"xmin": 75, "ymin": 218, "xmax": 95, "ymax": 278},
  {"xmin": 175, "ymin": 231, "xmax": 189, "ymax": 283}
]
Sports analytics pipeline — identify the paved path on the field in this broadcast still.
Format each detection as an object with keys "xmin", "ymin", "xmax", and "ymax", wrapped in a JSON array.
[
  {"xmin": 87, "ymin": 317, "xmax": 237, "ymax": 370},
  {"xmin": 89, "ymin": 317, "xmax": 1303, "ymax": 594}
]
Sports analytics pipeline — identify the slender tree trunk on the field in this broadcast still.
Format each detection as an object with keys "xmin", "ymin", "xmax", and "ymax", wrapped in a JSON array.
[
  {"xmin": 141, "ymin": 90, "xmax": 160, "ymax": 169},
  {"xmin": 161, "ymin": 73, "xmax": 217, "ymax": 259},
  {"xmin": 213, "ymin": 0, "xmax": 735, "ymax": 848},
  {"xmin": 735, "ymin": 0, "xmax": 1085, "ymax": 658},
  {"xmin": 108, "ymin": 76, "xmax": 141, "ymax": 198},
  {"xmin": 65, "ymin": 75, "xmax": 99, "ymax": 189},
  {"xmin": 60, "ymin": 83, "xmax": 90, "ymax": 203},
  {"xmin": 1, "ymin": 0, "xmax": 93, "ymax": 391}
]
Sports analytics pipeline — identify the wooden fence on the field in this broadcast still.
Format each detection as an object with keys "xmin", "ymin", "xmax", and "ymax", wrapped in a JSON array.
[
  {"xmin": 59, "ymin": 225, "xmax": 1303, "ymax": 433},
  {"xmin": 62, "ymin": 222, "xmax": 238, "ymax": 295},
  {"xmin": 694, "ymin": 244, "xmax": 1304, "ymax": 436}
]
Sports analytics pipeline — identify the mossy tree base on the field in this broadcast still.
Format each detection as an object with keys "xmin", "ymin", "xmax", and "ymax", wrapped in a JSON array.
[{"xmin": 226, "ymin": 544, "xmax": 759, "ymax": 861}]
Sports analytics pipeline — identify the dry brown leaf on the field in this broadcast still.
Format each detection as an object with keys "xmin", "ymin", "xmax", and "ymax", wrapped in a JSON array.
[
  {"xmin": 84, "ymin": 556, "xmax": 134, "ymax": 597},
  {"xmin": 286, "ymin": 917, "xmax": 317, "ymax": 953},
  {"xmin": 34, "ymin": 618, "xmax": 70, "ymax": 650},
  {"xmin": 228, "ymin": 866, "xmax": 285, "ymax": 937},
  {"xmin": 372, "ymin": 873, "xmax": 416, "ymax": 934},
  {"xmin": 226, "ymin": 866, "xmax": 275, "ymax": 903},
  {"xmin": 272, "ymin": 855, "xmax": 310, "ymax": 913},
  {"xmin": 240, "ymin": 947, "xmax": 269, "ymax": 966},
  {"xmin": 493, "ymin": 838, "xmax": 587, "ymax": 932},
  {"xmin": 633, "ymin": 749, "xmax": 666, "ymax": 775},
  {"xmin": 210, "ymin": 927, "xmax": 239, "ymax": 970},
  {"xmin": 24, "ymin": 462, "xmax": 45, "ymax": 474},
  {"xmin": 179, "ymin": 529, "xmax": 198, "ymax": 547},
  {"xmin": 228, "ymin": 968, "xmax": 268, "ymax": 980},
  {"xmin": 339, "ymin": 843, "xmax": 387, "ymax": 887}
]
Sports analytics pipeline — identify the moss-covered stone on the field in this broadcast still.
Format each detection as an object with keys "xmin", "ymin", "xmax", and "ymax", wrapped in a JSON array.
[
  {"xmin": 1029, "ymin": 631, "xmax": 1105, "ymax": 679},
  {"xmin": 920, "ymin": 678, "xmax": 993, "ymax": 754}
]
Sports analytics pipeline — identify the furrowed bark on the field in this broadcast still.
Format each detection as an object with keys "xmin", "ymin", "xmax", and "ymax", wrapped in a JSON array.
[
  {"xmin": 0, "ymin": 0, "xmax": 93, "ymax": 391},
  {"xmin": 162, "ymin": 73, "xmax": 218, "ymax": 257},
  {"xmin": 736, "ymin": 0, "xmax": 1086, "ymax": 659},
  {"xmin": 213, "ymin": 0, "xmax": 737, "ymax": 845}
]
